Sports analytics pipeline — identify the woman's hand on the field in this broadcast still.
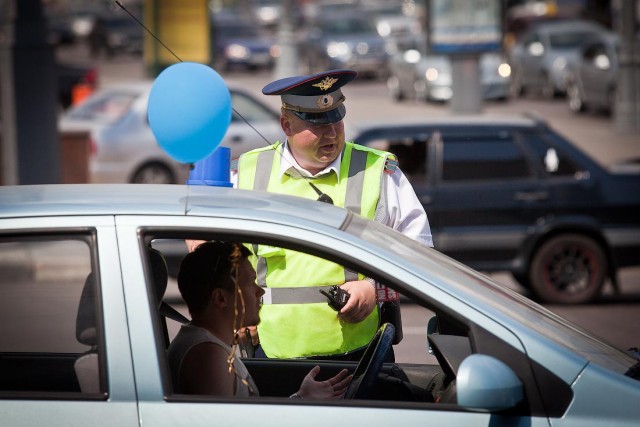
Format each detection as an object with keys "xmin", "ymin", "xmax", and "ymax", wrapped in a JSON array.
[
  {"xmin": 297, "ymin": 366, "xmax": 351, "ymax": 399},
  {"xmin": 338, "ymin": 280, "xmax": 376, "ymax": 323}
]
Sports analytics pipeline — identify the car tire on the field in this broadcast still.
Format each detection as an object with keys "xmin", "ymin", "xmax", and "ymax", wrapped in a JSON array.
[
  {"xmin": 131, "ymin": 163, "xmax": 176, "ymax": 184},
  {"xmin": 540, "ymin": 73, "xmax": 557, "ymax": 100},
  {"xmin": 606, "ymin": 87, "xmax": 616, "ymax": 115},
  {"xmin": 509, "ymin": 69, "xmax": 525, "ymax": 98},
  {"xmin": 387, "ymin": 75, "xmax": 404, "ymax": 102},
  {"xmin": 567, "ymin": 81, "xmax": 586, "ymax": 113},
  {"xmin": 529, "ymin": 234, "xmax": 607, "ymax": 304}
]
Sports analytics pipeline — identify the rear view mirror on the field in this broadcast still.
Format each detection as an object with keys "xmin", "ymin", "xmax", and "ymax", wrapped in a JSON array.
[{"xmin": 456, "ymin": 354, "xmax": 523, "ymax": 411}]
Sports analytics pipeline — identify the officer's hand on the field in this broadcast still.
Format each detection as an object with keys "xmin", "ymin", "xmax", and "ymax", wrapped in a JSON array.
[{"xmin": 338, "ymin": 280, "xmax": 376, "ymax": 323}]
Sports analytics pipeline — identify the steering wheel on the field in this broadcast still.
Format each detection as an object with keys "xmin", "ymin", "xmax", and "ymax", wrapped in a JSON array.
[{"xmin": 344, "ymin": 323, "xmax": 395, "ymax": 399}]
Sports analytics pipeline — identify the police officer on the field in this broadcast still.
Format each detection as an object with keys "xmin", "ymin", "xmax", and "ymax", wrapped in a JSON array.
[{"xmin": 234, "ymin": 69, "xmax": 433, "ymax": 360}]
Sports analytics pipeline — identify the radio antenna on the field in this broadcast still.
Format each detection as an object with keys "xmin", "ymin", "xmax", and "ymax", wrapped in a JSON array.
[{"xmin": 113, "ymin": 0, "xmax": 334, "ymax": 205}]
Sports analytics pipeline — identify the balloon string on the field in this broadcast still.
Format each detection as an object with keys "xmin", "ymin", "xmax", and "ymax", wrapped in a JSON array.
[
  {"xmin": 114, "ymin": 1, "xmax": 183, "ymax": 63},
  {"xmin": 115, "ymin": 0, "xmax": 333, "ymax": 203},
  {"xmin": 227, "ymin": 243, "xmax": 255, "ymax": 395}
]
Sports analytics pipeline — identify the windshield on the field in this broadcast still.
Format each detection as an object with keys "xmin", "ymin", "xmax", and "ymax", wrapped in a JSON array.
[
  {"xmin": 343, "ymin": 214, "xmax": 636, "ymax": 375},
  {"xmin": 66, "ymin": 91, "xmax": 138, "ymax": 124},
  {"xmin": 320, "ymin": 17, "xmax": 376, "ymax": 35},
  {"xmin": 549, "ymin": 31, "xmax": 596, "ymax": 49},
  {"xmin": 216, "ymin": 23, "xmax": 260, "ymax": 38}
]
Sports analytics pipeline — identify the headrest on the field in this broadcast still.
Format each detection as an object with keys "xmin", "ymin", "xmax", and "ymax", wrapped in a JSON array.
[
  {"xmin": 149, "ymin": 247, "xmax": 169, "ymax": 308},
  {"xmin": 76, "ymin": 272, "xmax": 97, "ymax": 346}
]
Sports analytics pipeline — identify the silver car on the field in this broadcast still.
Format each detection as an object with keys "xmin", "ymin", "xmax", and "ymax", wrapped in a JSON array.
[
  {"xmin": 387, "ymin": 48, "xmax": 511, "ymax": 102},
  {"xmin": 300, "ymin": 13, "xmax": 395, "ymax": 78},
  {"xmin": 508, "ymin": 19, "xmax": 608, "ymax": 99},
  {"xmin": 1, "ymin": 183, "xmax": 639, "ymax": 426},
  {"xmin": 565, "ymin": 31, "xmax": 619, "ymax": 114},
  {"xmin": 58, "ymin": 81, "xmax": 284, "ymax": 184}
]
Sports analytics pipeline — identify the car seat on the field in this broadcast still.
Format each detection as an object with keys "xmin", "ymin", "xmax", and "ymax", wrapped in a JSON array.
[
  {"xmin": 74, "ymin": 272, "xmax": 101, "ymax": 393},
  {"xmin": 149, "ymin": 247, "xmax": 188, "ymax": 349}
]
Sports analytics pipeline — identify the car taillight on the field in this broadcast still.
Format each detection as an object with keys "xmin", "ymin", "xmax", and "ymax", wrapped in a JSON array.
[
  {"xmin": 89, "ymin": 137, "xmax": 97, "ymax": 157},
  {"xmin": 82, "ymin": 68, "xmax": 98, "ymax": 87}
]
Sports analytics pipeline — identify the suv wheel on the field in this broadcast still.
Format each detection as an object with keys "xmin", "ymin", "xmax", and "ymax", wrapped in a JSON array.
[
  {"xmin": 540, "ymin": 73, "xmax": 557, "ymax": 100},
  {"xmin": 510, "ymin": 69, "xmax": 525, "ymax": 98},
  {"xmin": 387, "ymin": 75, "xmax": 404, "ymax": 101},
  {"xmin": 529, "ymin": 234, "xmax": 607, "ymax": 304},
  {"xmin": 567, "ymin": 82, "xmax": 585, "ymax": 113},
  {"xmin": 131, "ymin": 163, "xmax": 175, "ymax": 184}
]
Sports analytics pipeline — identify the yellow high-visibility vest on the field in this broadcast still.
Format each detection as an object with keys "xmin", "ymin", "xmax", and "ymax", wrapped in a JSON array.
[{"xmin": 237, "ymin": 141, "xmax": 396, "ymax": 358}]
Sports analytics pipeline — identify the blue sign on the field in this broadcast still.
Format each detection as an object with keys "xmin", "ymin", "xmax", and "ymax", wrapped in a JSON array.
[{"xmin": 428, "ymin": 0, "xmax": 503, "ymax": 54}]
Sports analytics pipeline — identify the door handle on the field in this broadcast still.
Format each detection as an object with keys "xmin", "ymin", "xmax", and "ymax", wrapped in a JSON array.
[{"xmin": 514, "ymin": 191, "xmax": 548, "ymax": 202}]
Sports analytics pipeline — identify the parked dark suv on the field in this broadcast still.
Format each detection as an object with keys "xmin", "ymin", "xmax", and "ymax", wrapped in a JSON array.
[{"xmin": 353, "ymin": 115, "xmax": 640, "ymax": 304}]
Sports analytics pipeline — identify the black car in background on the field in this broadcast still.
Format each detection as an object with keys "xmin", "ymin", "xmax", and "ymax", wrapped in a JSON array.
[{"xmin": 353, "ymin": 115, "xmax": 640, "ymax": 304}]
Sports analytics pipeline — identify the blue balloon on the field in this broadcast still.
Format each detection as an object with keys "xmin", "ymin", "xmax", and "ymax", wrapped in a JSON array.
[{"xmin": 147, "ymin": 62, "xmax": 232, "ymax": 164}]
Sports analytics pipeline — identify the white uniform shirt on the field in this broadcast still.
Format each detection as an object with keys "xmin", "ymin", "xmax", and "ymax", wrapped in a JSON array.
[{"xmin": 232, "ymin": 141, "xmax": 433, "ymax": 247}]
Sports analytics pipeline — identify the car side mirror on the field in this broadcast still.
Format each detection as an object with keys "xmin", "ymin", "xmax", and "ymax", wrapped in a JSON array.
[{"xmin": 456, "ymin": 354, "xmax": 523, "ymax": 411}]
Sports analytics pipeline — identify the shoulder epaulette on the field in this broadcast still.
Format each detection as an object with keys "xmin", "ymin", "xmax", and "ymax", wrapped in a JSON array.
[{"xmin": 384, "ymin": 157, "xmax": 398, "ymax": 174}]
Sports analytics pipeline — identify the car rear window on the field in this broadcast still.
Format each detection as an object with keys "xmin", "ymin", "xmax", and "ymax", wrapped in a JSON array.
[
  {"xmin": 441, "ymin": 134, "xmax": 531, "ymax": 182},
  {"xmin": 67, "ymin": 91, "xmax": 137, "ymax": 124}
]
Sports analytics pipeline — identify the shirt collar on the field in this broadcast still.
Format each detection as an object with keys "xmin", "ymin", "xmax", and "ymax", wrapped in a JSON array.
[{"xmin": 279, "ymin": 141, "xmax": 342, "ymax": 182}]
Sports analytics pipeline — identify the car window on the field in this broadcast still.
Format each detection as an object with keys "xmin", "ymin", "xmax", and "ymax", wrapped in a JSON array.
[
  {"xmin": 145, "ymin": 231, "xmax": 570, "ymax": 416},
  {"xmin": 66, "ymin": 91, "xmax": 137, "ymax": 124},
  {"xmin": 440, "ymin": 133, "xmax": 531, "ymax": 182},
  {"xmin": 0, "ymin": 235, "xmax": 104, "ymax": 397},
  {"xmin": 359, "ymin": 132, "xmax": 430, "ymax": 181},
  {"xmin": 520, "ymin": 131, "xmax": 584, "ymax": 177},
  {"xmin": 320, "ymin": 16, "xmax": 376, "ymax": 34},
  {"xmin": 231, "ymin": 92, "xmax": 278, "ymax": 124},
  {"xmin": 549, "ymin": 31, "xmax": 595, "ymax": 49}
]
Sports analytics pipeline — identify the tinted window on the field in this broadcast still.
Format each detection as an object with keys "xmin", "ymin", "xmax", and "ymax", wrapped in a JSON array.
[
  {"xmin": 356, "ymin": 129, "xmax": 431, "ymax": 182},
  {"xmin": 549, "ymin": 31, "xmax": 596, "ymax": 49},
  {"xmin": 0, "ymin": 235, "xmax": 103, "ymax": 396},
  {"xmin": 441, "ymin": 134, "xmax": 530, "ymax": 182},
  {"xmin": 521, "ymin": 131, "xmax": 583, "ymax": 177}
]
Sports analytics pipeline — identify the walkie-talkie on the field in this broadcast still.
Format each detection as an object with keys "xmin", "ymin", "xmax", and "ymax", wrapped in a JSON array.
[{"xmin": 319, "ymin": 285, "xmax": 350, "ymax": 311}]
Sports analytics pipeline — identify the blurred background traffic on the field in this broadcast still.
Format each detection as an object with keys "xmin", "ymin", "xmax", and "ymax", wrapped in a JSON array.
[{"xmin": 14, "ymin": 0, "xmax": 639, "ymax": 115}]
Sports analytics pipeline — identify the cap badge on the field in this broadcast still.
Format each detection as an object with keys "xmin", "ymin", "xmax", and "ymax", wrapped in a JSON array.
[
  {"xmin": 316, "ymin": 94, "xmax": 334, "ymax": 108},
  {"xmin": 313, "ymin": 76, "xmax": 338, "ymax": 91}
]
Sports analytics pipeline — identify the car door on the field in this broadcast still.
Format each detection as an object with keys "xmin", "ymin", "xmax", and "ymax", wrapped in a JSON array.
[
  {"xmin": 429, "ymin": 128, "xmax": 546, "ymax": 272},
  {"xmin": 115, "ymin": 215, "xmax": 549, "ymax": 427},
  {"xmin": 0, "ymin": 216, "xmax": 139, "ymax": 427}
]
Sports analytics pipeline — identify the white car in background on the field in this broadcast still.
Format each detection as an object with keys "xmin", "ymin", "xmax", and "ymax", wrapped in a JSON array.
[{"xmin": 59, "ymin": 81, "xmax": 284, "ymax": 184}]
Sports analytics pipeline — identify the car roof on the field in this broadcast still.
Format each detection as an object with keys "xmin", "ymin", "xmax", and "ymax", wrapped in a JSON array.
[
  {"xmin": 528, "ymin": 19, "xmax": 606, "ymax": 35},
  {"xmin": 0, "ymin": 184, "xmax": 349, "ymax": 230},
  {"xmin": 352, "ymin": 114, "xmax": 545, "ymax": 134}
]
